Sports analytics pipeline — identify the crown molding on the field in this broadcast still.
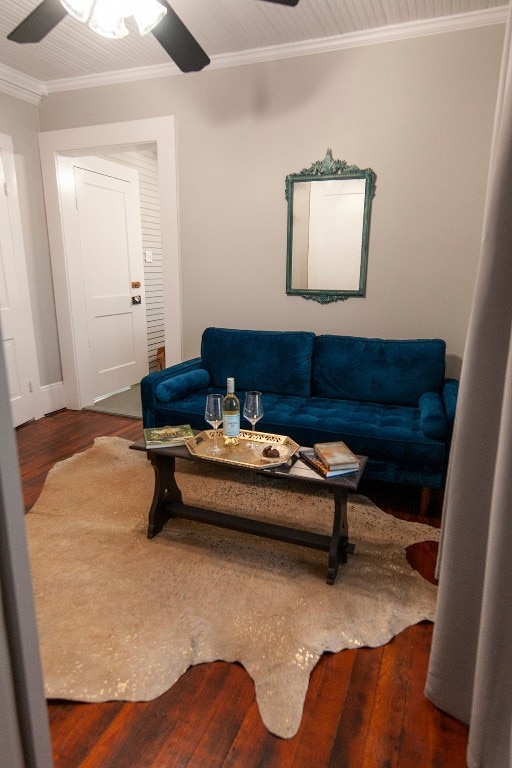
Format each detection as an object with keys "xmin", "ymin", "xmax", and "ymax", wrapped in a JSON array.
[
  {"xmin": 0, "ymin": 6, "xmax": 507, "ymax": 102},
  {"xmin": 46, "ymin": 61, "xmax": 177, "ymax": 92},
  {"xmin": 209, "ymin": 6, "xmax": 509, "ymax": 70},
  {"xmin": 0, "ymin": 63, "xmax": 47, "ymax": 104}
]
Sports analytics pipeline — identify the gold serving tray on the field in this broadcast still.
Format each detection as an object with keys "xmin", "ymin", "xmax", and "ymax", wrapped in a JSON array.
[{"xmin": 186, "ymin": 430, "xmax": 300, "ymax": 469}]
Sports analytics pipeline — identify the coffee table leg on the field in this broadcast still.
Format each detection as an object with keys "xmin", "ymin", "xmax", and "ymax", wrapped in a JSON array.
[
  {"xmin": 147, "ymin": 453, "xmax": 183, "ymax": 539},
  {"xmin": 327, "ymin": 487, "xmax": 354, "ymax": 584}
]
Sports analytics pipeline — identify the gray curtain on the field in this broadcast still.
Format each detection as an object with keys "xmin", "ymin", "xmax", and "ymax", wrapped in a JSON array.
[
  {"xmin": 425, "ymin": 6, "xmax": 512, "ymax": 768},
  {"xmin": 0, "ymin": 352, "xmax": 53, "ymax": 765}
]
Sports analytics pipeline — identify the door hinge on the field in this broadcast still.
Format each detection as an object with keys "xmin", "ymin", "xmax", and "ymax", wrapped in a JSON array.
[
  {"xmin": 28, "ymin": 380, "xmax": 33, "ymax": 393},
  {"xmin": 3, "ymin": 182, "xmax": 7, "ymax": 196}
]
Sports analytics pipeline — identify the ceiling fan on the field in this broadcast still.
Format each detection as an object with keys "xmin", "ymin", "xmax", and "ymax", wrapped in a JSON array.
[{"xmin": 7, "ymin": 0, "xmax": 300, "ymax": 74}]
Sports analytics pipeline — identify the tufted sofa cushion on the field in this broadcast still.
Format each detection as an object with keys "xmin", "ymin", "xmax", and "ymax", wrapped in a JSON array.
[{"xmin": 200, "ymin": 327, "xmax": 315, "ymax": 398}]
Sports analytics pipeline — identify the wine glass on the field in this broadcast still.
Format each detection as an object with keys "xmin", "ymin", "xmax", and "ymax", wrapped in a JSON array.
[
  {"xmin": 243, "ymin": 391, "xmax": 264, "ymax": 449},
  {"xmin": 204, "ymin": 393, "xmax": 223, "ymax": 454}
]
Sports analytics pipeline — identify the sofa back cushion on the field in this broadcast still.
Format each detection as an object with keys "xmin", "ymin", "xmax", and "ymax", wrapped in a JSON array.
[
  {"xmin": 312, "ymin": 335, "xmax": 446, "ymax": 406},
  {"xmin": 201, "ymin": 327, "xmax": 315, "ymax": 397}
]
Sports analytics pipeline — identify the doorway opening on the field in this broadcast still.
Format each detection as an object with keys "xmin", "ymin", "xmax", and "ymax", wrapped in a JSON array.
[
  {"xmin": 39, "ymin": 117, "xmax": 181, "ymax": 411},
  {"xmin": 88, "ymin": 146, "xmax": 166, "ymax": 380}
]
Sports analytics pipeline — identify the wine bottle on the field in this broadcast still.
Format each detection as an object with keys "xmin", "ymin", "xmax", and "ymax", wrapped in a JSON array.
[{"xmin": 222, "ymin": 377, "xmax": 240, "ymax": 445}]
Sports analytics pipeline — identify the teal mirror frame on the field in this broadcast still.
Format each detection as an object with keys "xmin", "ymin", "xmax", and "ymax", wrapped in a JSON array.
[{"xmin": 285, "ymin": 149, "xmax": 376, "ymax": 304}]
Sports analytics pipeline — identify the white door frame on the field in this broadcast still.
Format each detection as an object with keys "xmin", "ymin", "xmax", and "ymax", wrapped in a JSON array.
[
  {"xmin": 0, "ymin": 133, "xmax": 44, "ymax": 425},
  {"xmin": 58, "ymin": 155, "xmax": 148, "ymax": 405},
  {"xmin": 39, "ymin": 117, "xmax": 182, "ymax": 410}
]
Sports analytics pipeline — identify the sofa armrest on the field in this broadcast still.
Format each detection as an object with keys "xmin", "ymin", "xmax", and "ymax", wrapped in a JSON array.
[
  {"xmin": 141, "ymin": 357, "xmax": 202, "ymax": 427},
  {"xmin": 443, "ymin": 378, "xmax": 459, "ymax": 427},
  {"xmin": 419, "ymin": 392, "xmax": 448, "ymax": 440},
  {"xmin": 155, "ymin": 368, "xmax": 210, "ymax": 403}
]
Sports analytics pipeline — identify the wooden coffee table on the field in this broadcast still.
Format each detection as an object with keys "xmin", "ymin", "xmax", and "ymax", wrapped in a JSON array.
[{"xmin": 130, "ymin": 439, "xmax": 367, "ymax": 585}]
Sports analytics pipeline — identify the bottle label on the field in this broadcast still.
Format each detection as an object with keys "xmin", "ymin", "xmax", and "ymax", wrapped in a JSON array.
[{"xmin": 223, "ymin": 414, "xmax": 240, "ymax": 437}]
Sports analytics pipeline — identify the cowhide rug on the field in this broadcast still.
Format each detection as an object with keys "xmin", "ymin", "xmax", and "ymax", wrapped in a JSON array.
[{"xmin": 25, "ymin": 436, "xmax": 439, "ymax": 739}]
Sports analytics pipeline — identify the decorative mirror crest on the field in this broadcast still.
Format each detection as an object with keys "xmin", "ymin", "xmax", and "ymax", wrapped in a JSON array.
[{"xmin": 285, "ymin": 149, "xmax": 376, "ymax": 304}]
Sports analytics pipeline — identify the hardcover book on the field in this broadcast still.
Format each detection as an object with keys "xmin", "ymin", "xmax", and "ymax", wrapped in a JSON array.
[
  {"xmin": 313, "ymin": 441, "xmax": 360, "ymax": 471},
  {"xmin": 143, "ymin": 424, "xmax": 194, "ymax": 449},
  {"xmin": 299, "ymin": 448, "xmax": 358, "ymax": 478}
]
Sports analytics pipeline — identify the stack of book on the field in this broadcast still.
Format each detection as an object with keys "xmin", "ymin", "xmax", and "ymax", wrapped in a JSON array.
[
  {"xmin": 299, "ymin": 440, "xmax": 360, "ymax": 478},
  {"xmin": 143, "ymin": 424, "xmax": 194, "ymax": 449}
]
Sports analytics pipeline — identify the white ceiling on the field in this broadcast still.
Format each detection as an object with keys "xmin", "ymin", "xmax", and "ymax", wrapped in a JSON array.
[{"xmin": 0, "ymin": 0, "xmax": 508, "ymax": 100}]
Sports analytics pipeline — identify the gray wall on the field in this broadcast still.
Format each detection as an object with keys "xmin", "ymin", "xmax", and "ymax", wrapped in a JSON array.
[
  {"xmin": 0, "ymin": 92, "xmax": 61, "ymax": 386},
  {"xmin": 2, "ymin": 22, "xmax": 506, "ymax": 388}
]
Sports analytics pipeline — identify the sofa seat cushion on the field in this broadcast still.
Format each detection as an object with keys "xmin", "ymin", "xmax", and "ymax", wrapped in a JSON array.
[
  {"xmin": 258, "ymin": 394, "xmax": 445, "ymax": 460},
  {"xmin": 149, "ymin": 390, "xmax": 448, "ymax": 488},
  {"xmin": 153, "ymin": 390, "xmax": 445, "ymax": 462},
  {"xmin": 313, "ymin": 335, "xmax": 446, "ymax": 406},
  {"xmin": 200, "ymin": 327, "xmax": 315, "ymax": 398}
]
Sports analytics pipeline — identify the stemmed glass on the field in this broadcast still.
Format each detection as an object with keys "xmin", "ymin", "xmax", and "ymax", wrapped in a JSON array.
[
  {"xmin": 243, "ymin": 391, "xmax": 264, "ymax": 449},
  {"xmin": 204, "ymin": 393, "xmax": 223, "ymax": 454}
]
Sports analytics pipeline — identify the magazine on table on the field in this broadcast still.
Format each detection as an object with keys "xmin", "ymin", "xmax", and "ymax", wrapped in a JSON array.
[{"xmin": 143, "ymin": 424, "xmax": 194, "ymax": 448}]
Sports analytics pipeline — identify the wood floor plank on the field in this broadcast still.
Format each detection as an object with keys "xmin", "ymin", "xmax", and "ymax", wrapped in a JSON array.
[
  {"xmin": 15, "ymin": 410, "xmax": 468, "ymax": 768},
  {"xmin": 153, "ymin": 662, "xmax": 254, "ymax": 768},
  {"xmin": 76, "ymin": 700, "xmax": 170, "ymax": 768},
  {"xmin": 290, "ymin": 650, "xmax": 356, "ymax": 767},
  {"xmin": 76, "ymin": 666, "xmax": 218, "ymax": 768},
  {"xmin": 224, "ymin": 699, "xmax": 320, "ymax": 768},
  {"xmin": 327, "ymin": 645, "xmax": 385, "ymax": 767},
  {"xmin": 49, "ymin": 701, "xmax": 124, "ymax": 768},
  {"xmin": 362, "ymin": 630, "xmax": 415, "ymax": 767},
  {"xmin": 396, "ymin": 621, "xmax": 439, "ymax": 768},
  {"xmin": 397, "ymin": 620, "xmax": 469, "ymax": 768}
]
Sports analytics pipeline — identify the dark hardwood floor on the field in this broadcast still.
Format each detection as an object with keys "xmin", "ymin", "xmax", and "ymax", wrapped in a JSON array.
[{"xmin": 16, "ymin": 410, "xmax": 468, "ymax": 768}]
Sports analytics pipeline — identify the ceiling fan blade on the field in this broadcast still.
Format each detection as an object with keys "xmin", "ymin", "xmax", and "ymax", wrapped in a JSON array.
[
  {"xmin": 151, "ymin": 2, "xmax": 210, "ymax": 73},
  {"xmin": 258, "ymin": 0, "xmax": 300, "ymax": 6},
  {"xmin": 7, "ymin": 0, "xmax": 68, "ymax": 43}
]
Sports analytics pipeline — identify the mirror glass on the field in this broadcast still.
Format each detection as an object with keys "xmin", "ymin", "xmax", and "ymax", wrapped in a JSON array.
[{"xmin": 286, "ymin": 149, "xmax": 376, "ymax": 303}]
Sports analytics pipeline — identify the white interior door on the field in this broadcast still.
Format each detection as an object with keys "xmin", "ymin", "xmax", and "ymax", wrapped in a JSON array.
[
  {"xmin": 74, "ymin": 162, "xmax": 148, "ymax": 399},
  {"xmin": 58, "ymin": 157, "xmax": 148, "ymax": 407},
  {"xmin": 0, "ymin": 135, "xmax": 43, "ymax": 427}
]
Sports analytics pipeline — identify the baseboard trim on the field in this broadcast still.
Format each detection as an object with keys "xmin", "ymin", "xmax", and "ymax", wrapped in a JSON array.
[{"xmin": 41, "ymin": 381, "xmax": 66, "ymax": 416}]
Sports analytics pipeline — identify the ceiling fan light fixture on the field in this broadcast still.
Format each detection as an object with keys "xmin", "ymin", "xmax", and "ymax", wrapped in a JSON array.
[
  {"xmin": 132, "ymin": 0, "xmax": 167, "ymax": 36},
  {"xmin": 59, "ymin": 0, "xmax": 95, "ymax": 23},
  {"xmin": 59, "ymin": 0, "xmax": 165, "ymax": 39},
  {"xmin": 88, "ymin": 0, "xmax": 129, "ymax": 39}
]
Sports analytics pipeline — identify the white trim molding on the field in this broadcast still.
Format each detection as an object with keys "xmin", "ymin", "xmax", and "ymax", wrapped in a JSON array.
[
  {"xmin": 202, "ymin": 6, "xmax": 510, "ymax": 71},
  {"xmin": 0, "ymin": 7, "xmax": 507, "ymax": 103},
  {"xmin": 0, "ymin": 63, "xmax": 47, "ymax": 104},
  {"xmin": 40, "ymin": 381, "xmax": 66, "ymax": 415}
]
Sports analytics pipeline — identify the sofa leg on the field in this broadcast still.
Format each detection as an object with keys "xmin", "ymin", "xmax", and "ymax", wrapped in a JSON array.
[{"xmin": 419, "ymin": 486, "xmax": 433, "ymax": 516}]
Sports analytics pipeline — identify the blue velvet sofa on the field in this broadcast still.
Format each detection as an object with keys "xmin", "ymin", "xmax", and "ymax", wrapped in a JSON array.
[{"xmin": 141, "ymin": 327, "xmax": 458, "ymax": 490}]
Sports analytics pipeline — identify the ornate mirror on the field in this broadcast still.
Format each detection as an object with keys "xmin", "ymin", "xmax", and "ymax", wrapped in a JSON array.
[{"xmin": 285, "ymin": 149, "xmax": 376, "ymax": 303}]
